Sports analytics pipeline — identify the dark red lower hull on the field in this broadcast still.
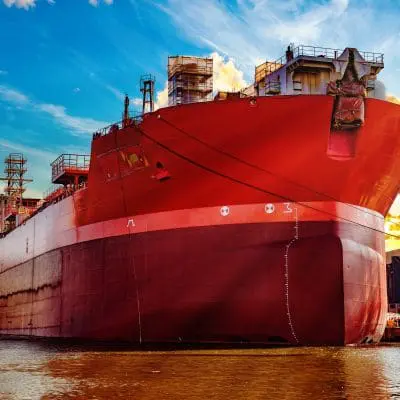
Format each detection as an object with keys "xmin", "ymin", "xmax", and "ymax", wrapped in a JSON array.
[{"xmin": 0, "ymin": 219, "xmax": 386, "ymax": 345}]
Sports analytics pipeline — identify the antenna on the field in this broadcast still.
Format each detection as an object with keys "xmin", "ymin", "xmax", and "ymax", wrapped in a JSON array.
[{"xmin": 140, "ymin": 74, "xmax": 155, "ymax": 114}]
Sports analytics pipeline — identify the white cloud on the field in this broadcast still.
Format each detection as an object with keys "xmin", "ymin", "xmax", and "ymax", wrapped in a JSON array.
[
  {"xmin": 132, "ymin": 97, "xmax": 142, "ymax": 106},
  {"xmin": 89, "ymin": 0, "xmax": 113, "ymax": 6},
  {"xmin": 3, "ymin": 0, "xmax": 55, "ymax": 9},
  {"xmin": 212, "ymin": 52, "xmax": 247, "ymax": 93},
  {"xmin": 0, "ymin": 85, "xmax": 29, "ymax": 104},
  {"xmin": 268, "ymin": 0, "xmax": 349, "ymax": 43},
  {"xmin": 0, "ymin": 84, "xmax": 108, "ymax": 135},
  {"xmin": 37, "ymin": 103, "xmax": 108, "ymax": 134},
  {"xmin": 154, "ymin": 81, "xmax": 168, "ymax": 110},
  {"xmin": 155, "ymin": 0, "xmax": 263, "ymax": 69},
  {"xmin": 88, "ymin": 72, "xmax": 126, "ymax": 102},
  {"xmin": 157, "ymin": 0, "xmax": 349, "ymax": 67},
  {"xmin": 157, "ymin": 0, "xmax": 400, "ymax": 97},
  {"xmin": 3, "ymin": 0, "xmax": 36, "ymax": 10},
  {"xmin": 0, "ymin": 138, "xmax": 56, "ymax": 160},
  {"xmin": 105, "ymin": 84, "xmax": 125, "ymax": 102}
]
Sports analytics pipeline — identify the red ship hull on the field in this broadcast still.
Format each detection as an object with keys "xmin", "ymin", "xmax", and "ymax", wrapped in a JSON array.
[{"xmin": 1, "ymin": 96, "xmax": 399, "ymax": 345}]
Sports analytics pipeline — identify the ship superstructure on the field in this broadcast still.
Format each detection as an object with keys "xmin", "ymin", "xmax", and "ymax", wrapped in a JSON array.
[
  {"xmin": 254, "ymin": 45, "xmax": 383, "ymax": 97},
  {"xmin": 0, "ymin": 45, "xmax": 399, "ymax": 345}
]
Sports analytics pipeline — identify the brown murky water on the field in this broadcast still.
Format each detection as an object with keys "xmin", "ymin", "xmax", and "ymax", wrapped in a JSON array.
[{"xmin": 0, "ymin": 340, "xmax": 399, "ymax": 399}]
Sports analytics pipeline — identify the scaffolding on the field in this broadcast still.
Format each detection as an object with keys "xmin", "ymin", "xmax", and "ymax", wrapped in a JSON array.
[
  {"xmin": 0, "ymin": 153, "xmax": 34, "ymax": 232},
  {"xmin": 168, "ymin": 56, "xmax": 213, "ymax": 106},
  {"xmin": 0, "ymin": 153, "xmax": 31, "ymax": 200}
]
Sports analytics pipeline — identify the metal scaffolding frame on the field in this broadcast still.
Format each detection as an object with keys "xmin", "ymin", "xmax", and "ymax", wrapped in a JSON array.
[
  {"xmin": 0, "ymin": 153, "xmax": 32, "ymax": 201},
  {"xmin": 168, "ymin": 56, "xmax": 213, "ymax": 106},
  {"xmin": 0, "ymin": 153, "xmax": 34, "ymax": 232}
]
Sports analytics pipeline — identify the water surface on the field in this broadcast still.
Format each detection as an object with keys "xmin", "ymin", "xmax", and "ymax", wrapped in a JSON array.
[{"xmin": 0, "ymin": 340, "xmax": 399, "ymax": 399}]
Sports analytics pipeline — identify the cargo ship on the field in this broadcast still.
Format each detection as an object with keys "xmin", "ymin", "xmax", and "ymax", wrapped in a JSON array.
[{"xmin": 1, "ymin": 45, "xmax": 400, "ymax": 346}]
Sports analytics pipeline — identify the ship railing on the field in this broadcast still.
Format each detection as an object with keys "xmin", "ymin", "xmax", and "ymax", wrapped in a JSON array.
[
  {"xmin": 2, "ymin": 204, "xmax": 37, "ymax": 217},
  {"xmin": 3, "ymin": 205, "xmax": 17, "ymax": 218},
  {"xmin": 168, "ymin": 56, "xmax": 213, "ymax": 78},
  {"xmin": 44, "ymin": 181, "xmax": 87, "ymax": 203},
  {"xmin": 168, "ymin": 80, "xmax": 213, "ymax": 95},
  {"xmin": 259, "ymin": 45, "xmax": 384, "ymax": 78},
  {"xmin": 43, "ymin": 184, "xmax": 65, "ymax": 201},
  {"xmin": 16, "ymin": 205, "xmax": 38, "ymax": 215},
  {"xmin": 255, "ymin": 61, "xmax": 284, "ymax": 83},
  {"xmin": 51, "ymin": 154, "xmax": 91, "ymax": 182},
  {"xmin": 0, "ymin": 203, "xmax": 39, "ymax": 234},
  {"xmin": 265, "ymin": 80, "xmax": 281, "ymax": 94},
  {"xmin": 168, "ymin": 64, "xmax": 213, "ymax": 78},
  {"xmin": 293, "ymin": 45, "xmax": 384, "ymax": 63},
  {"xmin": 93, "ymin": 113, "xmax": 143, "ymax": 138}
]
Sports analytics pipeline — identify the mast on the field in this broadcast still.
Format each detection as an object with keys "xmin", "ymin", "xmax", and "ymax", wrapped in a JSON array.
[
  {"xmin": 122, "ymin": 94, "xmax": 130, "ymax": 127},
  {"xmin": 140, "ymin": 74, "xmax": 155, "ymax": 114}
]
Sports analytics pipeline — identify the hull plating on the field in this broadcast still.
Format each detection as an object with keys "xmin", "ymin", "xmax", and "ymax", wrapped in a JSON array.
[
  {"xmin": 1, "ymin": 95, "xmax": 399, "ymax": 345},
  {"xmin": 0, "ymin": 206, "xmax": 387, "ymax": 345}
]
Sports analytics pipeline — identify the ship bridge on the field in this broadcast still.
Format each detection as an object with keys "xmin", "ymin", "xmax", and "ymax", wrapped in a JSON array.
[{"xmin": 254, "ymin": 45, "xmax": 384, "ymax": 97}]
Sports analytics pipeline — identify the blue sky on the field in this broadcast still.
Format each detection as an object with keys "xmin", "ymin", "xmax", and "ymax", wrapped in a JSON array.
[{"xmin": 0, "ymin": 0, "xmax": 400, "ymax": 197}]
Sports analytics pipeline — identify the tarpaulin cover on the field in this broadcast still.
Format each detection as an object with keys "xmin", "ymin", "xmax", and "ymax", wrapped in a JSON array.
[
  {"xmin": 327, "ymin": 81, "xmax": 366, "ymax": 97},
  {"xmin": 333, "ymin": 48, "xmax": 371, "ymax": 79},
  {"xmin": 333, "ymin": 96, "xmax": 365, "ymax": 127}
]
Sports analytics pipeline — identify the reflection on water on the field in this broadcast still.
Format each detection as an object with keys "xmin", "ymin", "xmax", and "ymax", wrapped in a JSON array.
[{"xmin": 0, "ymin": 340, "xmax": 399, "ymax": 399}]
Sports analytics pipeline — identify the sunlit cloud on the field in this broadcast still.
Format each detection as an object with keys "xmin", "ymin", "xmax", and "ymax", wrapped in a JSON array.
[
  {"xmin": 154, "ymin": 52, "xmax": 247, "ymax": 109},
  {"xmin": 212, "ymin": 52, "xmax": 247, "ymax": 93},
  {"xmin": 387, "ymin": 94, "xmax": 400, "ymax": 105},
  {"xmin": 154, "ymin": 81, "xmax": 168, "ymax": 110}
]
